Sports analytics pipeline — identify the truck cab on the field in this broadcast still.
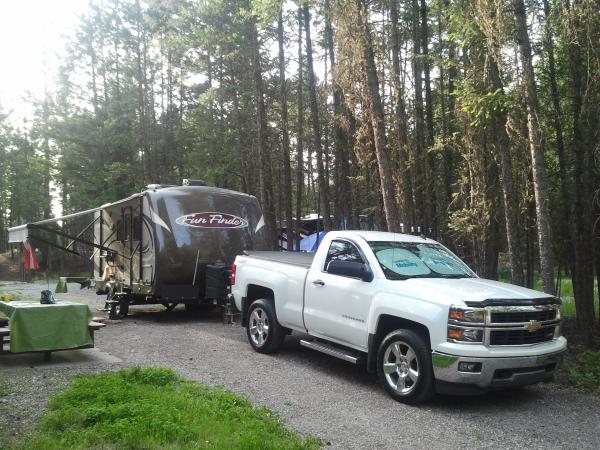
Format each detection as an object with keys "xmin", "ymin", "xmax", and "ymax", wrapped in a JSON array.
[{"xmin": 232, "ymin": 231, "xmax": 566, "ymax": 403}]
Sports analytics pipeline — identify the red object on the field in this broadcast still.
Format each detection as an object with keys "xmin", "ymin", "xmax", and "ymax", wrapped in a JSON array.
[
  {"xmin": 23, "ymin": 241, "xmax": 39, "ymax": 271},
  {"xmin": 230, "ymin": 263, "xmax": 236, "ymax": 285}
]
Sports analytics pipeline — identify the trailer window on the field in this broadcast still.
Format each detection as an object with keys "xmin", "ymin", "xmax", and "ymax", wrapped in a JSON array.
[
  {"xmin": 116, "ymin": 220, "xmax": 124, "ymax": 241},
  {"xmin": 132, "ymin": 216, "xmax": 142, "ymax": 241},
  {"xmin": 116, "ymin": 217, "xmax": 130, "ymax": 242}
]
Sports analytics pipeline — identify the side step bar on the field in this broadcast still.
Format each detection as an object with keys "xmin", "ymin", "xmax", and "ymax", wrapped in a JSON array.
[{"xmin": 300, "ymin": 339, "xmax": 363, "ymax": 364}]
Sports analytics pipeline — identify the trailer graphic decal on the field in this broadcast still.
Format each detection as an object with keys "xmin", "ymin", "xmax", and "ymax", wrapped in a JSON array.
[{"xmin": 175, "ymin": 212, "xmax": 249, "ymax": 229}]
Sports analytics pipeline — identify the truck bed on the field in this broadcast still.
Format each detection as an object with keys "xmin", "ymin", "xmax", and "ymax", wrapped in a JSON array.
[{"xmin": 243, "ymin": 251, "xmax": 315, "ymax": 268}]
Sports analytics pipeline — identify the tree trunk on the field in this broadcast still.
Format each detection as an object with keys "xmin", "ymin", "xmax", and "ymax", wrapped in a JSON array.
[
  {"xmin": 389, "ymin": 0, "xmax": 414, "ymax": 227},
  {"xmin": 411, "ymin": 0, "xmax": 426, "ymax": 231},
  {"xmin": 277, "ymin": 10, "xmax": 293, "ymax": 250},
  {"xmin": 248, "ymin": 8, "xmax": 277, "ymax": 248},
  {"xmin": 233, "ymin": 86, "xmax": 251, "ymax": 194},
  {"xmin": 512, "ymin": 0, "xmax": 555, "ymax": 295},
  {"xmin": 564, "ymin": 0, "xmax": 596, "ymax": 344},
  {"xmin": 488, "ymin": 56, "xmax": 524, "ymax": 285},
  {"xmin": 421, "ymin": 0, "xmax": 436, "ymax": 233},
  {"xmin": 296, "ymin": 5, "xmax": 305, "ymax": 250},
  {"xmin": 542, "ymin": 0, "xmax": 573, "ymax": 281},
  {"xmin": 356, "ymin": 0, "xmax": 400, "ymax": 232},
  {"xmin": 303, "ymin": 4, "xmax": 331, "ymax": 231},
  {"xmin": 325, "ymin": 0, "xmax": 353, "ymax": 230}
]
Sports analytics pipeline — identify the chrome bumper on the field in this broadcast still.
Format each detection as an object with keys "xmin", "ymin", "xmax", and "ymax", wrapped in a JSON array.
[{"xmin": 432, "ymin": 350, "xmax": 564, "ymax": 391}]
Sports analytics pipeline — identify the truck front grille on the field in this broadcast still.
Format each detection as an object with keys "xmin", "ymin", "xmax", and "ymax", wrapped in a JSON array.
[
  {"xmin": 490, "ymin": 309, "xmax": 557, "ymax": 324},
  {"xmin": 485, "ymin": 303, "xmax": 560, "ymax": 346},
  {"xmin": 489, "ymin": 327, "xmax": 556, "ymax": 345}
]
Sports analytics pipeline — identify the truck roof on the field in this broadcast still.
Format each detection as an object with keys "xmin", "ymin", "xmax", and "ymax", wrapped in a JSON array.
[{"xmin": 333, "ymin": 230, "xmax": 437, "ymax": 244}]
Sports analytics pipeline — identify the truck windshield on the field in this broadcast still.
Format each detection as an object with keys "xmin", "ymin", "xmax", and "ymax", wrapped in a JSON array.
[{"xmin": 368, "ymin": 241, "xmax": 475, "ymax": 280}]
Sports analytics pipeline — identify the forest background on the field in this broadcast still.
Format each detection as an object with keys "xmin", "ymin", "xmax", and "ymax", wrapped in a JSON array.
[{"xmin": 0, "ymin": 0, "xmax": 598, "ymax": 345}]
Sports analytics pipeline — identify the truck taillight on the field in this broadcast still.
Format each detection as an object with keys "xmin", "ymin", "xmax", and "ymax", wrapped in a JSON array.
[{"xmin": 230, "ymin": 263, "xmax": 236, "ymax": 285}]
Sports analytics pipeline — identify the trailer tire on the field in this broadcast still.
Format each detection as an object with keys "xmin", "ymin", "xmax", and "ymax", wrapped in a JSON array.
[
  {"xmin": 109, "ymin": 296, "xmax": 129, "ymax": 319},
  {"xmin": 115, "ymin": 299, "xmax": 129, "ymax": 318},
  {"xmin": 246, "ymin": 299, "xmax": 284, "ymax": 354},
  {"xmin": 376, "ymin": 329, "xmax": 434, "ymax": 404}
]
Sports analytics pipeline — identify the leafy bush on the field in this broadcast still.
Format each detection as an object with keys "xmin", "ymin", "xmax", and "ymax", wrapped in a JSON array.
[{"xmin": 569, "ymin": 351, "xmax": 600, "ymax": 394}]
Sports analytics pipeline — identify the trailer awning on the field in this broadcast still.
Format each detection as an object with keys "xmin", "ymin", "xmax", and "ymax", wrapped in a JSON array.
[
  {"xmin": 7, "ymin": 192, "xmax": 143, "ymax": 256},
  {"xmin": 8, "ymin": 224, "xmax": 28, "ymax": 243}
]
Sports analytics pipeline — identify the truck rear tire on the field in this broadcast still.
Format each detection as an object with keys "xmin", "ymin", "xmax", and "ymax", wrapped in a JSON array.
[
  {"xmin": 246, "ymin": 299, "xmax": 285, "ymax": 354},
  {"xmin": 376, "ymin": 329, "xmax": 434, "ymax": 404}
]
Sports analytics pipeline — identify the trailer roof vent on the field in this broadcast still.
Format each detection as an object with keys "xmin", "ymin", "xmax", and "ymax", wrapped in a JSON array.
[{"xmin": 182, "ymin": 179, "xmax": 207, "ymax": 187}]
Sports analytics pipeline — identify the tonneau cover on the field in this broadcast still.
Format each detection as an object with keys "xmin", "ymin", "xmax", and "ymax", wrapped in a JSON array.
[{"xmin": 243, "ymin": 251, "xmax": 314, "ymax": 268}]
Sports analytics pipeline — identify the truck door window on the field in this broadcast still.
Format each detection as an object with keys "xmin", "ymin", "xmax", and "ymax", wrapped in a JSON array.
[{"xmin": 324, "ymin": 240, "xmax": 364, "ymax": 271}]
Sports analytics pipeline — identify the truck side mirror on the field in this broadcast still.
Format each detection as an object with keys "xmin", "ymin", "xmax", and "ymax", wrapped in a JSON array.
[{"xmin": 327, "ymin": 260, "xmax": 374, "ymax": 282}]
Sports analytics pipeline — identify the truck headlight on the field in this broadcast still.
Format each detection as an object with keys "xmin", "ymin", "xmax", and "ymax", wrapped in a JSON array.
[
  {"xmin": 447, "ymin": 326, "xmax": 484, "ymax": 343},
  {"xmin": 448, "ymin": 306, "xmax": 485, "ymax": 324}
]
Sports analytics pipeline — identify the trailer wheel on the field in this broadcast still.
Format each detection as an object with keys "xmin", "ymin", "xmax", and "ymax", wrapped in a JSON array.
[
  {"xmin": 246, "ymin": 299, "xmax": 284, "ymax": 354},
  {"xmin": 115, "ymin": 298, "xmax": 129, "ymax": 318},
  {"xmin": 108, "ymin": 296, "xmax": 129, "ymax": 319}
]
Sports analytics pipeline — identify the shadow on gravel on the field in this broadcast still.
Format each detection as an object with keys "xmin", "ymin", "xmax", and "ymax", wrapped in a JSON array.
[
  {"xmin": 124, "ymin": 307, "xmax": 224, "ymax": 324},
  {"xmin": 429, "ymin": 387, "xmax": 543, "ymax": 410}
]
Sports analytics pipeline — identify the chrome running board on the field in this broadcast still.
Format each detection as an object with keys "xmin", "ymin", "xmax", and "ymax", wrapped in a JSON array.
[{"xmin": 300, "ymin": 339, "xmax": 362, "ymax": 364}]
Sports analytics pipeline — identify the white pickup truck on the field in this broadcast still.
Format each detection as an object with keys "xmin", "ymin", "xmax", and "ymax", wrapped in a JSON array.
[{"xmin": 231, "ymin": 231, "xmax": 566, "ymax": 403}]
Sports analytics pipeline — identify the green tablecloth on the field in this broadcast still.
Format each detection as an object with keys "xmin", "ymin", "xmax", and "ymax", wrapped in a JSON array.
[{"xmin": 0, "ymin": 300, "xmax": 92, "ymax": 353}]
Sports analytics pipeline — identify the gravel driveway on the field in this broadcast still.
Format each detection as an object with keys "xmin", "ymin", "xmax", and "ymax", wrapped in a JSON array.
[{"xmin": 1, "ymin": 280, "xmax": 599, "ymax": 449}]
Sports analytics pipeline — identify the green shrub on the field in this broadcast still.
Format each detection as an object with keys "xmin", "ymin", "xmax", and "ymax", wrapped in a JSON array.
[{"xmin": 569, "ymin": 351, "xmax": 600, "ymax": 394}]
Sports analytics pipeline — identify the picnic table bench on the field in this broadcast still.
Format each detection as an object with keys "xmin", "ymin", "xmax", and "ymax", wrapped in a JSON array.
[{"xmin": 0, "ymin": 320, "xmax": 106, "ymax": 361}]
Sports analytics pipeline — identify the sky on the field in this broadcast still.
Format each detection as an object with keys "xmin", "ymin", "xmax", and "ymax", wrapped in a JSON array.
[{"xmin": 0, "ymin": 0, "xmax": 89, "ymax": 126}]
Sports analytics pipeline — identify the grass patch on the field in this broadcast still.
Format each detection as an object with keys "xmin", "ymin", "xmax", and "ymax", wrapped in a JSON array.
[
  {"xmin": 17, "ymin": 367, "xmax": 319, "ymax": 450},
  {"xmin": 568, "ymin": 351, "xmax": 600, "ymax": 394},
  {"xmin": 0, "ymin": 373, "xmax": 10, "ymax": 397}
]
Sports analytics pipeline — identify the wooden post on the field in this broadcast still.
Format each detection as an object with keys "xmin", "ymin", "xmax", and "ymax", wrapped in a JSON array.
[{"xmin": 20, "ymin": 242, "xmax": 24, "ymax": 282}]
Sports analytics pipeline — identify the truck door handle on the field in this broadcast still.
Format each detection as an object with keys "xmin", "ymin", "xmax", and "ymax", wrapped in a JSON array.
[{"xmin": 312, "ymin": 280, "xmax": 325, "ymax": 286}]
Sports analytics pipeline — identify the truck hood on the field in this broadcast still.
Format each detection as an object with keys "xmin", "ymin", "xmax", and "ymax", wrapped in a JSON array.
[{"xmin": 397, "ymin": 277, "xmax": 551, "ymax": 305}]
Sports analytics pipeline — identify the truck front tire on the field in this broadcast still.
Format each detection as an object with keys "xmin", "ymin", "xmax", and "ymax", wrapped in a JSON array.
[
  {"xmin": 246, "ymin": 299, "xmax": 285, "ymax": 354},
  {"xmin": 377, "ymin": 329, "xmax": 434, "ymax": 404}
]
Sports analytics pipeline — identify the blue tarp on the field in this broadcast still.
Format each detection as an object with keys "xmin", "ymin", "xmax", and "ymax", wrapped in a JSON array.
[{"xmin": 299, "ymin": 231, "xmax": 327, "ymax": 252}]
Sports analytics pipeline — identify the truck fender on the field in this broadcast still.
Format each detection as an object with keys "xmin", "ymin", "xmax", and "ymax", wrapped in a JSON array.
[{"xmin": 365, "ymin": 296, "xmax": 448, "ymax": 373}]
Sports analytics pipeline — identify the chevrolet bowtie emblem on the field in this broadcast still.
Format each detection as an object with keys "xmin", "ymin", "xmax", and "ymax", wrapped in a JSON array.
[{"xmin": 526, "ymin": 320, "xmax": 542, "ymax": 332}]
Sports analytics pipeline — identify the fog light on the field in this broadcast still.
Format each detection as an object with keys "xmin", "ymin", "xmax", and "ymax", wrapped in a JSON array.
[{"xmin": 458, "ymin": 362, "xmax": 482, "ymax": 373}]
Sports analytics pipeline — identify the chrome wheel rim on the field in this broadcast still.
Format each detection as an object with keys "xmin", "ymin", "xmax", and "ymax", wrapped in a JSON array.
[
  {"xmin": 249, "ymin": 307, "xmax": 270, "ymax": 347},
  {"xmin": 383, "ymin": 340, "xmax": 419, "ymax": 394}
]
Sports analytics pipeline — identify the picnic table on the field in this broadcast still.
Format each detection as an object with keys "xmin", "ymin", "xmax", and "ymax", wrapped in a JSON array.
[{"xmin": 0, "ymin": 300, "xmax": 104, "ymax": 360}]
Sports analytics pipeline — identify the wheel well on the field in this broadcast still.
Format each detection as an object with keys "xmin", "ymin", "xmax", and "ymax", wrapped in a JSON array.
[
  {"xmin": 246, "ymin": 285, "xmax": 274, "ymax": 303},
  {"xmin": 242, "ymin": 285, "xmax": 275, "ymax": 326},
  {"xmin": 367, "ymin": 314, "xmax": 431, "ymax": 372}
]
